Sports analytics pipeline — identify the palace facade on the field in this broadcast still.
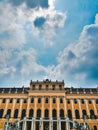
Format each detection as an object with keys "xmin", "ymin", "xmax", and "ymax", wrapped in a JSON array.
[{"xmin": 0, "ymin": 79, "xmax": 98, "ymax": 130}]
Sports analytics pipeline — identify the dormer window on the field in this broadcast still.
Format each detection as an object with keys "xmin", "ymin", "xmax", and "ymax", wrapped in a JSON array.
[
  {"xmin": 46, "ymin": 85, "xmax": 48, "ymax": 90},
  {"xmin": 32, "ymin": 85, "xmax": 35, "ymax": 90},
  {"xmin": 52, "ymin": 85, "xmax": 55, "ymax": 90},
  {"xmin": 39, "ymin": 85, "xmax": 42, "ymax": 90},
  {"xmin": 59, "ymin": 85, "xmax": 62, "ymax": 90}
]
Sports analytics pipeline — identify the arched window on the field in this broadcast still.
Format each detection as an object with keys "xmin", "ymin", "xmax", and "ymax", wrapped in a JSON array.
[
  {"xmin": 94, "ymin": 125, "xmax": 97, "ymax": 130},
  {"xmin": 44, "ymin": 109, "xmax": 49, "ymax": 118},
  {"xmin": 82, "ymin": 109, "xmax": 87, "ymax": 119},
  {"xmin": 68, "ymin": 109, "xmax": 72, "ymax": 119},
  {"xmin": 0, "ymin": 109, "xmax": 4, "ymax": 118},
  {"xmin": 37, "ymin": 109, "xmax": 41, "ymax": 118},
  {"xmin": 29, "ymin": 109, "xmax": 33, "ymax": 117},
  {"xmin": 7, "ymin": 109, "xmax": 11, "ymax": 118},
  {"xmin": 90, "ymin": 109, "xmax": 94, "ymax": 115},
  {"xmin": 52, "ymin": 109, "xmax": 57, "ymax": 118},
  {"xmin": 14, "ymin": 109, "xmax": 18, "ymax": 118},
  {"xmin": 90, "ymin": 109, "xmax": 95, "ymax": 119},
  {"xmin": 60, "ymin": 109, "xmax": 64, "ymax": 118},
  {"xmin": 21, "ymin": 109, "xmax": 26, "ymax": 119},
  {"xmin": 75, "ymin": 110, "xmax": 80, "ymax": 119}
]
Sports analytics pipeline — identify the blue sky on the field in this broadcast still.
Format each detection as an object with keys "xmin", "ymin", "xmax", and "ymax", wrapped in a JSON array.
[{"xmin": 0, "ymin": 0, "xmax": 98, "ymax": 87}]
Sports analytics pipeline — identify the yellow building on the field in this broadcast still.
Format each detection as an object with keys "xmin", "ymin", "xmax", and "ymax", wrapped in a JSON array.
[{"xmin": 0, "ymin": 79, "xmax": 98, "ymax": 130}]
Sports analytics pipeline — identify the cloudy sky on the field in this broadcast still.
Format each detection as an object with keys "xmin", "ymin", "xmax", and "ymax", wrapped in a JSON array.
[{"xmin": 0, "ymin": 0, "xmax": 98, "ymax": 88}]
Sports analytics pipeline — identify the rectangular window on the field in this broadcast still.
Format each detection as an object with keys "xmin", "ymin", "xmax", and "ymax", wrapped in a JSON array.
[
  {"xmin": 31, "ymin": 98, "xmax": 34, "ymax": 103},
  {"xmin": 45, "ymin": 98, "xmax": 48, "ymax": 103},
  {"xmin": 17, "ymin": 98, "xmax": 20, "ymax": 103},
  {"xmin": 38, "ymin": 98, "xmax": 41, "ymax": 103},
  {"xmin": 67, "ymin": 99, "xmax": 70, "ymax": 104},
  {"xmin": 52, "ymin": 85, "xmax": 55, "ymax": 90},
  {"xmin": 88, "ymin": 99, "xmax": 92, "ymax": 104},
  {"xmin": 2, "ymin": 98, "xmax": 6, "ymax": 103},
  {"xmin": 59, "ymin": 85, "xmax": 62, "ymax": 90},
  {"xmin": 32, "ymin": 85, "xmax": 35, "ymax": 90},
  {"xmin": 60, "ymin": 98, "xmax": 63, "ymax": 103},
  {"xmin": 81, "ymin": 99, "xmax": 85, "ymax": 104},
  {"xmin": 39, "ymin": 85, "xmax": 42, "ymax": 90},
  {"xmin": 10, "ymin": 98, "xmax": 13, "ymax": 103},
  {"xmin": 46, "ymin": 85, "xmax": 48, "ymax": 90},
  {"xmin": 53, "ymin": 98, "xmax": 56, "ymax": 103},
  {"xmin": 96, "ymin": 99, "xmax": 98, "ymax": 104},
  {"xmin": 24, "ymin": 99, "xmax": 27, "ymax": 103},
  {"xmin": 74, "ymin": 99, "xmax": 77, "ymax": 104}
]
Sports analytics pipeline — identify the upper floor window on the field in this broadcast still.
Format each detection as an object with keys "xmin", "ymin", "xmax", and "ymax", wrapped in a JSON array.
[
  {"xmin": 74, "ymin": 99, "xmax": 77, "ymax": 104},
  {"xmin": 9, "ymin": 98, "xmax": 13, "ymax": 103},
  {"xmin": 88, "ymin": 99, "xmax": 92, "ymax": 104},
  {"xmin": 53, "ymin": 98, "xmax": 56, "ymax": 103},
  {"xmin": 45, "ymin": 98, "xmax": 48, "ymax": 103},
  {"xmin": 59, "ymin": 85, "xmax": 62, "ymax": 90},
  {"xmin": 46, "ymin": 85, "xmax": 48, "ymax": 90},
  {"xmin": 96, "ymin": 99, "xmax": 98, "ymax": 104},
  {"xmin": 67, "ymin": 99, "xmax": 70, "ymax": 104},
  {"xmin": 17, "ymin": 98, "xmax": 20, "ymax": 103},
  {"xmin": 81, "ymin": 99, "xmax": 85, "ymax": 104},
  {"xmin": 24, "ymin": 99, "xmax": 27, "ymax": 103},
  {"xmin": 60, "ymin": 98, "xmax": 63, "ymax": 103},
  {"xmin": 52, "ymin": 85, "xmax": 55, "ymax": 90},
  {"xmin": 38, "ymin": 98, "xmax": 41, "ymax": 103},
  {"xmin": 31, "ymin": 98, "xmax": 34, "ymax": 103},
  {"xmin": 32, "ymin": 85, "xmax": 35, "ymax": 90},
  {"xmin": 2, "ymin": 98, "xmax": 6, "ymax": 103},
  {"xmin": 39, "ymin": 85, "xmax": 42, "ymax": 90}
]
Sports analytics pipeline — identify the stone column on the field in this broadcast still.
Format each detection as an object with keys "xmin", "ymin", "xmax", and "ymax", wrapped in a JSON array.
[
  {"xmin": 71, "ymin": 99, "xmax": 75, "ymax": 119},
  {"xmin": 31, "ymin": 118, "xmax": 34, "ymax": 130},
  {"xmin": 49, "ymin": 118, "xmax": 53, "ymax": 130},
  {"xmin": 22, "ymin": 118, "xmax": 26, "ymax": 130},
  {"xmin": 57, "ymin": 97, "xmax": 59, "ymax": 117},
  {"xmin": 50, "ymin": 97, "xmax": 52, "ymax": 117},
  {"xmin": 18, "ymin": 99, "xmax": 23, "ymax": 118},
  {"xmin": 0, "ymin": 99, "xmax": 2, "ymax": 107},
  {"xmin": 3, "ymin": 98, "xmax": 9, "ymax": 117},
  {"xmin": 92, "ymin": 99, "xmax": 97, "ymax": 116},
  {"xmin": 34, "ymin": 97, "xmax": 37, "ymax": 117},
  {"xmin": 26, "ymin": 97, "xmax": 30, "ymax": 117},
  {"xmin": 66, "ymin": 117, "xmax": 69, "ymax": 130},
  {"xmin": 41, "ymin": 97, "xmax": 44, "ymax": 130},
  {"xmin": 85, "ymin": 99, "xmax": 90, "ymax": 116},
  {"xmin": 64, "ymin": 97, "xmax": 67, "ymax": 117},
  {"xmin": 11, "ymin": 99, "xmax": 16, "ymax": 118},
  {"xmin": 78, "ymin": 99, "xmax": 82, "ymax": 119},
  {"xmin": 57, "ymin": 118, "xmax": 61, "ymax": 130}
]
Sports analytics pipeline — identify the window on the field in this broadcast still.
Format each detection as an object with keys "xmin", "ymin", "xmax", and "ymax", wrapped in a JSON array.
[
  {"xmin": 31, "ymin": 98, "xmax": 34, "ymax": 103},
  {"xmin": 21, "ymin": 109, "xmax": 26, "ymax": 119},
  {"xmin": 94, "ymin": 126, "xmax": 97, "ymax": 130},
  {"xmin": 68, "ymin": 110, "xmax": 72, "ymax": 119},
  {"xmin": 60, "ymin": 98, "xmax": 63, "ymax": 103},
  {"xmin": 37, "ymin": 109, "xmax": 41, "ymax": 118},
  {"xmin": 96, "ymin": 99, "xmax": 98, "ymax": 104},
  {"xmin": 44, "ymin": 109, "xmax": 49, "ymax": 118},
  {"xmin": 60, "ymin": 109, "xmax": 64, "ymax": 118},
  {"xmin": 90, "ymin": 109, "xmax": 95, "ymax": 119},
  {"xmin": 46, "ymin": 85, "xmax": 48, "ymax": 90},
  {"xmin": 67, "ymin": 99, "xmax": 70, "ymax": 104},
  {"xmin": 59, "ymin": 85, "xmax": 62, "ymax": 90},
  {"xmin": 45, "ymin": 98, "xmax": 48, "ymax": 103},
  {"xmin": 52, "ymin": 109, "xmax": 57, "ymax": 118},
  {"xmin": 75, "ymin": 110, "xmax": 80, "ymax": 119},
  {"xmin": 2, "ymin": 98, "xmax": 6, "ymax": 103},
  {"xmin": 14, "ymin": 109, "xmax": 18, "ymax": 118},
  {"xmin": 88, "ymin": 99, "xmax": 92, "ymax": 104},
  {"xmin": 52, "ymin": 85, "xmax": 55, "ymax": 90},
  {"xmin": 24, "ymin": 99, "xmax": 27, "ymax": 103},
  {"xmin": 53, "ymin": 98, "xmax": 56, "ymax": 103},
  {"xmin": 82, "ymin": 110, "xmax": 87, "ymax": 119},
  {"xmin": 81, "ymin": 99, "xmax": 85, "ymax": 104},
  {"xmin": 0, "ymin": 109, "xmax": 4, "ymax": 118},
  {"xmin": 74, "ymin": 99, "xmax": 77, "ymax": 104},
  {"xmin": 29, "ymin": 109, "xmax": 33, "ymax": 117},
  {"xmin": 38, "ymin": 98, "xmax": 41, "ymax": 103},
  {"xmin": 9, "ymin": 98, "xmax": 13, "ymax": 103},
  {"xmin": 17, "ymin": 98, "xmax": 20, "ymax": 103},
  {"xmin": 6, "ymin": 109, "xmax": 11, "ymax": 118},
  {"xmin": 39, "ymin": 85, "xmax": 42, "ymax": 90},
  {"xmin": 32, "ymin": 85, "xmax": 35, "ymax": 90}
]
